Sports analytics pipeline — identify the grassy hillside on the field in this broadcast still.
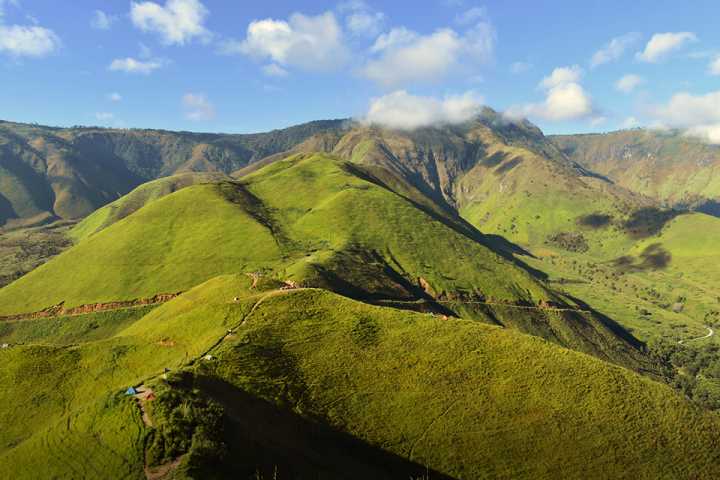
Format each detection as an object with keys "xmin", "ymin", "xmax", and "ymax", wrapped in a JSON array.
[
  {"xmin": 0, "ymin": 118, "xmax": 344, "ymax": 228},
  {"xmin": 2, "ymin": 276, "xmax": 718, "ymax": 478},
  {"xmin": 0, "ymin": 153, "xmax": 650, "ymax": 369},
  {"xmin": 552, "ymin": 129, "xmax": 720, "ymax": 212},
  {"xmin": 71, "ymin": 172, "xmax": 230, "ymax": 241}
]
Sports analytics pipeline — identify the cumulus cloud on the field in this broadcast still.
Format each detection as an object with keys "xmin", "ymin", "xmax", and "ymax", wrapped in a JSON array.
[
  {"xmin": 339, "ymin": 1, "xmax": 384, "ymax": 37},
  {"xmin": 507, "ymin": 65, "xmax": 594, "ymax": 122},
  {"xmin": 223, "ymin": 11, "xmax": 349, "ymax": 72},
  {"xmin": 709, "ymin": 56, "xmax": 720, "ymax": 76},
  {"xmin": 131, "ymin": 0, "xmax": 210, "ymax": 45},
  {"xmin": 107, "ymin": 92, "xmax": 122, "ymax": 102},
  {"xmin": 364, "ymin": 90, "xmax": 484, "ymax": 130},
  {"xmin": 615, "ymin": 74, "xmax": 644, "ymax": 93},
  {"xmin": 590, "ymin": 32, "xmax": 640, "ymax": 68},
  {"xmin": 91, "ymin": 10, "xmax": 117, "ymax": 30},
  {"xmin": 538, "ymin": 65, "xmax": 582, "ymax": 89},
  {"xmin": 109, "ymin": 57, "xmax": 164, "ymax": 74},
  {"xmin": 0, "ymin": 23, "xmax": 60, "ymax": 57},
  {"xmin": 651, "ymin": 90, "xmax": 720, "ymax": 143},
  {"xmin": 182, "ymin": 93, "xmax": 215, "ymax": 121},
  {"xmin": 362, "ymin": 16, "xmax": 495, "ymax": 87},
  {"xmin": 636, "ymin": 32, "xmax": 697, "ymax": 62}
]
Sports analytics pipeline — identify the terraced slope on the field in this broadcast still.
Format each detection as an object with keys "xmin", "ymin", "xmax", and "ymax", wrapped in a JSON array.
[
  {"xmin": 2, "ymin": 276, "xmax": 718, "ymax": 479},
  {"xmin": 0, "ymin": 153, "xmax": 649, "ymax": 369}
]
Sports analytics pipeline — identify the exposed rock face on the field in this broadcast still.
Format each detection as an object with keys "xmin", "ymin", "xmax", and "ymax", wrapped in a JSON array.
[{"xmin": 0, "ymin": 292, "xmax": 181, "ymax": 321}]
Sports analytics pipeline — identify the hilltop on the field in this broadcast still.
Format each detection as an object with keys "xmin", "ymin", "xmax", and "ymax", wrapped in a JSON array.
[{"xmin": 0, "ymin": 153, "xmax": 648, "ymax": 369}]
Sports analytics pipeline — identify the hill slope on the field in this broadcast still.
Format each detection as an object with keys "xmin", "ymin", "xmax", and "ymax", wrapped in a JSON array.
[
  {"xmin": 552, "ymin": 129, "xmax": 720, "ymax": 214},
  {"xmin": 0, "ymin": 119, "xmax": 344, "ymax": 228},
  {"xmin": 0, "ymin": 153, "xmax": 649, "ymax": 369},
  {"xmin": 2, "ymin": 276, "xmax": 719, "ymax": 479}
]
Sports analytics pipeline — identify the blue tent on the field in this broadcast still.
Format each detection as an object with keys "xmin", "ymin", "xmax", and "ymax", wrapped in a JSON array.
[{"xmin": 125, "ymin": 387, "xmax": 137, "ymax": 395}]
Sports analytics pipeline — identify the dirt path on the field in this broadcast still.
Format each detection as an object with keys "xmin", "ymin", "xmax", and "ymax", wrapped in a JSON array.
[
  {"xmin": 384, "ymin": 298, "xmax": 591, "ymax": 314},
  {"xmin": 133, "ymin": 386, "xmax": 155, "ymax": 427},
  {"xmin": 678, "ymin": 327, "xmax": 715, "ymax": 345}
]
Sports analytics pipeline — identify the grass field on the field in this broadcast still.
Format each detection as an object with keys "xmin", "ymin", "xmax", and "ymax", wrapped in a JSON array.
[
  {"xmin": 2, "ymin": 275, "xmax": 719, "ymax": 478},
  {"xmin": 0, "ymin": 153, "xmax": 650, "ymax": 370}
]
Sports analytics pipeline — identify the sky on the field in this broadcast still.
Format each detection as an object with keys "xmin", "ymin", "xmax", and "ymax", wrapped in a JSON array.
[{"xmin": 1, "ymin": 0, "xmax": 719, "ymax": 141}]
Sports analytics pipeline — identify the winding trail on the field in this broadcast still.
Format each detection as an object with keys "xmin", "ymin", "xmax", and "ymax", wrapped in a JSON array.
[{"xmin": 678, "ymin": 327, "xmax": 715, "ymax": 345}]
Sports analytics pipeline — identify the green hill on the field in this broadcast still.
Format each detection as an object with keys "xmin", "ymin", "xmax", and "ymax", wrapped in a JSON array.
[
  {"xmin": 0, "ymin": 119, "xmax": 344, "ymax": 228},
  {"xmin": 0, "ymin": 153, "xmax": 649, "ymax": 369},
  {"xmin": 552, "ymin": 129, "xmax": 720, "ymax": 214},
  {"xmin": 2, "ymin": 276, "xmax": 719, "ymax": 479}
]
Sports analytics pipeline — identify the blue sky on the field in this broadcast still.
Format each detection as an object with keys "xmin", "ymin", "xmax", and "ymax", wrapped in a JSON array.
[{"xmin": 1, "ymin": 0, "xmax": 719, "ymax": 139}]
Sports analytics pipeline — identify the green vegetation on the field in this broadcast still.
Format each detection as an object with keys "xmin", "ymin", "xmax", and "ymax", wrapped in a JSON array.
[
  {"xmin": 0, "ymin": 221, "xmax": 74, "ymax": 287},
  {"xmin": 0, "ymin": 306, "xmax": 156, "ymax": 345},
  {"xmin": 3, "ymin": 276, "xmax": 719, "ymax": 478},
  {"xmin": 552, "ymin": 129, "xmax": 720, "ymax": 208},
  {"xmin": 0, "ymin": 153, "xmax": 649, "ymax": 370},
  {"xmin": 0, "ymin": 118, "xmax": 345, "ymax": 227}
]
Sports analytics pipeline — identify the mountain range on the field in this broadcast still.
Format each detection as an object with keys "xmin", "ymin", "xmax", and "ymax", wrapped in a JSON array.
[{"xmin": 2, "ymin": 112, "xmax": 720, "ymax": 479}]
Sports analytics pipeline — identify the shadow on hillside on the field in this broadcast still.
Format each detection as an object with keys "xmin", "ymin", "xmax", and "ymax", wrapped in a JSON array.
[
  {"xmin": 622, "ymin": 207, "xmax": 682, "ymax": 239},
  {"xmin": 563, "ymin": 293, "xmax": 646, "ymax": 352},
  {"xmin": 341, "ymin": 163, "xmax": 549, "ymax": 281},
  {"xmin": 695, "ymin": 199, "xmax": 720, "ymax": 218},
  {"xmin": 191, "ymin": 374, "xmax": 457, "ymax": 480}
]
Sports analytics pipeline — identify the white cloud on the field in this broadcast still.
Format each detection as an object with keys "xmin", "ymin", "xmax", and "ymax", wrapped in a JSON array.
[
  {"xmin": 262, "ymin": 63, "xmax": 288, "ymax": 77},
  {"xmin": 685, "ymin": 124, "xmax": 720, "ymax": 144},
  {"xmin": 709, "ymin": 56, "xmax": 720, "ymax": 76},
  {"xmin": 0, "ymin": 24, "xmax": 60, "ymax": 57},
  {"xmin": 339, "ymin": 1, "xmax": 384, "ymax": 37},
  {"xmin": 590, "ymin": 33, "xmax": 640, "ymax": 68},
  {"xmin": 364, "ymin": 90, "xmax": 484, "ymax": 130},
  {"xmin": 107, "ymin": 92, "xmax": 122, "ymax": 102},
  {"xmin": 636, "ymin": 32, "xmax": 697, "ymax": 62},
  {"xmin": 224, "ymin": 11, "xmax": 349, "ymax": 72},
  {"xmin": 507, "ymin": 65, "xmax": 594, "ymax": 122},
  {"xmin": 109, "ymin": 57, "xmax": 163, "ymax": 74},
  {"xmin": 131, "ymin": 0, "xmax": 210, "ymax": 45},
  {"xmin": 182, "ymin": 93, "xmax": 215, "ymax": 121},
  {"xmin": 615, "ymin": 74, "xmax": 644, "ymax": 93},
  {"xmin": 91, "ymin": 10, "xmax": 116, "ymax": 30},
  {"xmin": 620, "ymin": 116, "xmax": 640, "ymax": 129},
  {"xmin": 510, "ymin": 61, "xmax": 532, "ymax": 74},
  {"xmin": 651, "ymin": 90, "xmax": 720, "ymax": 144},
  {"xmin": 538, "ymin": 65, "xmax": 582, "ymax": 89},
  {"xmin": 362, "ymin": 18, "xmax": 495, "ymax": 87}
]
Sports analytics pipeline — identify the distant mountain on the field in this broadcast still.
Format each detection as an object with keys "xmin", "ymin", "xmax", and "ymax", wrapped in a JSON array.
[
  {"xmin": 551, "ymin": 129, "xmax": 720, "ymax": 214},
  {"xmin": 0, "ymin": 119, "xmax": 345, "ymax": 229}
]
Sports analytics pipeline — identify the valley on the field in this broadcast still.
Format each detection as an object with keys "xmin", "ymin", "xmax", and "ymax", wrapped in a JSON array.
[{"xmin": 2, "ymin": 116, "xmax": 720, "ymax": 478}]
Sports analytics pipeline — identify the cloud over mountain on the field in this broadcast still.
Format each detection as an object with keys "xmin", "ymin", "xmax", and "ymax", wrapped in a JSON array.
[{"xmin": 363, "ymin": 90, "xmax": 483, "ymax": 129}]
